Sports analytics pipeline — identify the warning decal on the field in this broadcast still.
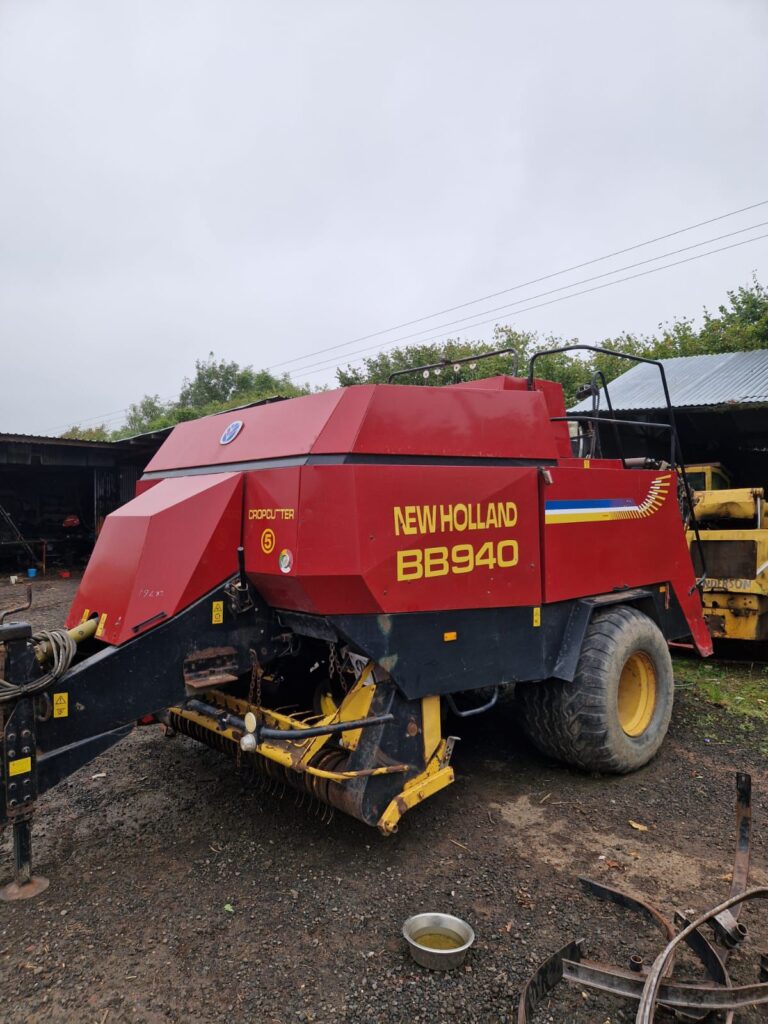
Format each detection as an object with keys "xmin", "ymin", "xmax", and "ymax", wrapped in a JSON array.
[
  {"xmin": 53, "ymin": 692, "xmax": 69, "ymax": 718},
  {"xmin": 9, "ymin": 757, "xmax": 32, "ymax": 777}
]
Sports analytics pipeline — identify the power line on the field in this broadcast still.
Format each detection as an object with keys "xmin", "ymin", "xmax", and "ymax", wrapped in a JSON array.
[
  {"xmin": 47, "ymin": 394, "xmax": 173, "ymax": 433},
  {"xmin": 281, "ymin": 221, "xmax": 768, "ymax": 379},
  {"xmin": 266, "ymin": 198, "xmax": 768, "ymax": 372},
  {"xmin": 293, "ymin": 231, "xmax": 768, "ymax": 381},
  {"xmin": 43, "ymin": 199, "xmax": 768, "ymax": 433}
]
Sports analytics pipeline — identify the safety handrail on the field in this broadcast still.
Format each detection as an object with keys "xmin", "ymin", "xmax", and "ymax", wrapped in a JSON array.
[
  {"xmin": 387, "ymin": 347, "xmax": 519, "ymax": 383},
  {"xmin": 527, "ymin": 344, "xmax": 706, "ymax": 583},
  {"xmin": 551, "ymin": 415, "xmax": 674, "ymax": 465}
]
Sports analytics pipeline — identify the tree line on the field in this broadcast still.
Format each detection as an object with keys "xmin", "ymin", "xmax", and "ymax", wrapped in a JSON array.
[{"xmin": 63, "ymin": 276, "xmax": 768, "ymax": 439}]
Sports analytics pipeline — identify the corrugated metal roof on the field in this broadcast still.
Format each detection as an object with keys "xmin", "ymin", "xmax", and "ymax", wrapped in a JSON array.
[
  {"xmin": 0, "ymin": 432, "xmax": 117, "ymax": 448},
  {"xmin": 0, "ymin": 431, "xmax": 168, "ymax": 450},
  {"xmin": 571, "ymin": 350, "xmax": 768, "ymax": 412}
]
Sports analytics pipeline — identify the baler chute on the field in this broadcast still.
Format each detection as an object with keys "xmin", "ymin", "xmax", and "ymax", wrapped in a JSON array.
[{"xmin": 0, "ymin": 347, "xmax": 712, "ymax": 899}]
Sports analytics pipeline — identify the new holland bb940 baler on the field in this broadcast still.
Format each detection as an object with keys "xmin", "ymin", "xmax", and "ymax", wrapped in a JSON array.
[{"xmin": 0, "ymin": 348, "xmax": 711, "ymax": 898}]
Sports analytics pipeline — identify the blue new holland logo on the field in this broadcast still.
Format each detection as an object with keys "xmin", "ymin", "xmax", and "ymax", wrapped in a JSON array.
[{"xmin": 219, "ymin": 420, "xmax": 244, "ymax": 445}]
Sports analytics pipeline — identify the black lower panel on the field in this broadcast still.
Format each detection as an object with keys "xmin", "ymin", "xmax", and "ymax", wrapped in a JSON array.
[
  {"xmin": 330, "ymin": 587, "xmax": 692, "ymax": 700},
  {"xmin": 331, "ymin": 604, "xmax": 572, "ymax": 699}
]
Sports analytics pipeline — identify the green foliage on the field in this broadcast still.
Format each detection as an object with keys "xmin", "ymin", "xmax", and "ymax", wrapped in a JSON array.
[
  {"xmin": 337, "ymin": 276, "xmax": 768, "ymax": 407},
  {"xmin": 337, "ymin": 327, "xmax": 616, "ymax": 406},
  {"xmin": 111, "ymin": 358, "xmax": 309, "ymax": 437},
  {"xmin": 178, "ymin": 354, "xmax": 272, "ymax": 409},
  {"xmin": 110, "ymin": 355, "xmax": 309, "ymax": 437},
  {"xmin": 608, "ymin": 275, "xmax": 768, "ymax": 362},
  {"xmin": 124, "ymin": 394, "xmax": 171, "ymax": 435},
  {"xmin": 60, "ymin": 424, "xmax": 111, "ymax": 441},
  {"xmin": 685, "ymin": 275, "xmax": 768, "ymax": 354},
  {"xmin": 336, "ymin": 332, "xmax": 532, "ymax": 388},
  {"xmin": 673, "ymin": 656, "xmax": 768, "ymax": 725},
  {"xmin": 65, "ymin": 355, "xmax": 311, "ymax": 439},
  {"xmin": 62, "ymin": 277, "xmax": 768, "ymax": 439}
]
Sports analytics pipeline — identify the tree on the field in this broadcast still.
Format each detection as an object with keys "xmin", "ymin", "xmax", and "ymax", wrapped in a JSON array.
[
  {"xmin": 693, "ymin": 275, "xmax": 768, "ymax": 353},
  {"xmin": 336, "ymin": 331, "xmax": 534, "ymax": 387},
  {"xmin": 61, "ymin": 277, "xmax": 767, "ymax": 440},
  {"xmin": 337, "ymin": 328, "xmax": 600, "ymax": 407},
  {"xmin": 336, "ymin": 277, "xmax": 768, "ymax": 407},
  {"xmin": 123, "ymin": 394, "xmax": 172, "ymax": 435},
  {"xmin": 178, "ymin": 353, "xmax": 259, "ymax": 408},
  {"xmin": 106, "ymin": 357, "xmax": 311, "ymax": 438},
  {"xmin": 60, "ymin": 424, "xmax": 111, "ymax": 441}
]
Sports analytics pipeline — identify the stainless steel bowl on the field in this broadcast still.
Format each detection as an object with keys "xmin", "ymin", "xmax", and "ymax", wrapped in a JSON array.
[{"xmin": 402, "ymin": 912, "xmax": 475, "ymax": 970}]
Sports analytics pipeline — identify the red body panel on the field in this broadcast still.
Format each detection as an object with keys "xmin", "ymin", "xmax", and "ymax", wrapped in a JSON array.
[
  {"xmin": 145, "ymin": 381, "xmax": 559, "ymax": 470},
  {"xmin": 542, "ymin": 465, "xmax": 711, "ymax": 652},
  {"xmin": 145, "ymin": 390, "xmax": 347, "ymax": 471},
  {"xmin": 450, "ymin": 375, "xmax": 573, "ymax": 458},
  {"xmin": 244, "ymin": 465, "xmax": 541, "ymax": 614},
  {"xmin": 68, "ymin": 375, "xmax": 711, "ymax": 656},
  {"xmin": 329, "ymin": 385, "xmax": 558, "ymax": 459},
  {"xmin": 67, "ymin": 473, "xmax": 242, "ymax": 644}
]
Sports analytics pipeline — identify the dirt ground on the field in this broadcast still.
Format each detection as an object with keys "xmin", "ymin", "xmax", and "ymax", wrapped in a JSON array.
[{"xmin": 1, "ymin": 577, "xmax": 767, "ymax": 1024}]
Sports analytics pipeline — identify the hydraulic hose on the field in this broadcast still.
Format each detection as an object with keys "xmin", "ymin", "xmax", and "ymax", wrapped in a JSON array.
[{"xmin": 0, "ymin": 624, "xmax": 89, "ymax": 703}]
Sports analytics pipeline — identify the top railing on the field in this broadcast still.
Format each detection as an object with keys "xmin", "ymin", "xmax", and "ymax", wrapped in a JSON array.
[
  {"xmin": 387, "ymin": 347, "xmax": 519, "ymax": 383},
  {"xmin": 526, "ymin": 344, "xmax": 706, "ymax": 583}
]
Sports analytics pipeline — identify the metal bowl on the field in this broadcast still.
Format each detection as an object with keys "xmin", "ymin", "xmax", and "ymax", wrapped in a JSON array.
[{"xmin": 402, "ymin": 912, "xmax": 475, "ymax": 970}]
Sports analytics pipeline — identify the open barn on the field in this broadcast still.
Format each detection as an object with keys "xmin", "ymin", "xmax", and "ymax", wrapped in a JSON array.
[
  {"xmin": 0, "ymin": 432, "xmax": 166, "ymax": 574},
  {"xmin": 570, "ymin": 350, "xmax": 768, "ymax": 487}
]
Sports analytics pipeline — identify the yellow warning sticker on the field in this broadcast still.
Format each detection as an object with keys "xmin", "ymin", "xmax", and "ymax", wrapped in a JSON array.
[
  {"xmin": 9, "ymin": 756, "xmax": 32, "ymax": 777},
  {"xmin": 95, "ymin": 612, "xmax": 108, "ymax": 638},
  {"xmin": 583, "ymin": 459, "xmax": 591, "ymax": 469},
  {"xmin": 212, "ymin": 600, "xmax": 224, "ymax": 625},
  {"xmin": 532, "ymin": 607, "xmax": 541, "ymax": 627},
  {"xmin": 80, "ymin": 608, "xmax": 91, "ymax": 623},
  {"xmin": 53, "ymin": 692, "xmax": 69, "ymax": 718}
]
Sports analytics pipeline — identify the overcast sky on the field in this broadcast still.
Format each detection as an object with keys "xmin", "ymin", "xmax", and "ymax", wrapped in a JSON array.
[{"xmin": 1, "ymin": 1, "xmax": 767, "ymax": 435}]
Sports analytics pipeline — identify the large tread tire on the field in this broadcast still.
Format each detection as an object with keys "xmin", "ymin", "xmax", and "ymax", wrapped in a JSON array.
[{"xmin": 517, "ymin": 605, "xmax": 674, "ymax": 773}]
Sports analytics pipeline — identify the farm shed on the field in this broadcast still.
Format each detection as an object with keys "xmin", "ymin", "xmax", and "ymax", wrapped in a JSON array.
[
  {"xmin": 0, "ymin": 431, "xmax": 166, "ymax": 572},
  {"xmin": 570, "ymin": 349, "xmax": 768, "ymax": 486}
]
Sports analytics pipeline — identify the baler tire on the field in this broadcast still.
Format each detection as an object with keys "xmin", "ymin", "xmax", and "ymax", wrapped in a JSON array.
[{"xmin": 517, "ymin": 606, "xmax": 674, "ymax": 774}]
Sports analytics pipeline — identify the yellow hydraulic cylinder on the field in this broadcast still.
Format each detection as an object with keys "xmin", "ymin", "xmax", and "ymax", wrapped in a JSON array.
[{"xmin": 35, "ymin": 617, "xmax": 98, "ymax": 663}]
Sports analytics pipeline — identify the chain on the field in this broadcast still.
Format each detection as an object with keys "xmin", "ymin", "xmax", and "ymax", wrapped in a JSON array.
[
  {"xmin": 328, "ymin": 643, "xmax": 340, "ymax": 682},
  {"xmin": 328, "ymin": 643, "xmax": 350, "ymax": 693},
  {"xmin": 255, "ymin": 659, "xmax": 262, "ymax": 712}
]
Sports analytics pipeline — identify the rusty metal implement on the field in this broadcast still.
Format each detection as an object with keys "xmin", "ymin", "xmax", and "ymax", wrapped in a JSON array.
[
  {"xmin": 635, "ymin": 887, "xmax": 768, "ymax": 1022},
  {"xmin": 518, "ymin": 772, "xmax": 764, "ymax": 1022},
  {"xmin": 562, "ymin": 957, "xmax": 768, "ymax": 1011},
  {"xmin": 516, "ymin": 939, "xmax": 585, "ymax": 1023}
]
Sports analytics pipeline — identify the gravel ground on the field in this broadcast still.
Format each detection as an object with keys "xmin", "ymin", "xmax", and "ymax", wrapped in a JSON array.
[{"xmin": 1, "ymin": 577, "xmax": 767, "ymax": 1024}]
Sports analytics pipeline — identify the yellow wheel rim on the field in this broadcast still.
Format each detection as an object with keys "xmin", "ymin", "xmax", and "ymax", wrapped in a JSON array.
[{"xmin": 618, "ymin": 651, "xmax": 657, "ymax": 737}]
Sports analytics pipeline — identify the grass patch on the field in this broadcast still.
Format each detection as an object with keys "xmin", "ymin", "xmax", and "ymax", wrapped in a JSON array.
[{"xmin": 673, "ymin": 656, "xmax": 768, "ymax": 725}]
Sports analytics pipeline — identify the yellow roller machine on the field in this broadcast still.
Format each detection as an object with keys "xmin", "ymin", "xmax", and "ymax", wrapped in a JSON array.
[{"xmin": 686, "ymin": 463, "xmax": 768, "ymax": 641}]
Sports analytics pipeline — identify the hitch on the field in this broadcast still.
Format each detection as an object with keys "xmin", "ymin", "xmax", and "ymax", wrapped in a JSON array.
[
  {"xmin": 0, "ymin": 699, "xmax": 48, "ymax": 901},
  {"xmin": 0, "ymin": 613, "xmax": 98, "ymax": 899}
]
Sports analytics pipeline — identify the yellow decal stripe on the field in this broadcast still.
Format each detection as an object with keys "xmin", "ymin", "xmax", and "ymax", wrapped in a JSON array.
[
  {"xmin": 9, "ymin": 757, "xmax": 32, "ymax": 777},
  {"xmin": 546, "ymin": 476, "xmax": 671, "ymax": 525}
]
